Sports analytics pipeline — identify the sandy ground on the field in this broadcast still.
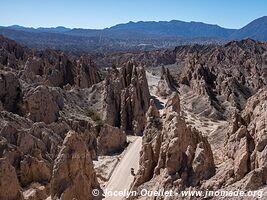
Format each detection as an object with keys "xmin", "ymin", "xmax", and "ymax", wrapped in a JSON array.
[
  {"xmin": 146, "ymin": 71, "xmax": 161, "ymax": 87},
  {"xmin": 146, "ymin": 71, "xmax": 167, "ymax": 113},
  {"xmin": 103, "ymin": 136, "xmax": 142, "ymax": 200},
  {"xmin": 181, "ymin": 107, "xmax": 228, "ymax": 137}
]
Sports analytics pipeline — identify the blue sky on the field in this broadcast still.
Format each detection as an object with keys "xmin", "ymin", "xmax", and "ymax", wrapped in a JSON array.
[{"xmin": 0, "ymin": 0, "xmax": 266, "ymax": 29}]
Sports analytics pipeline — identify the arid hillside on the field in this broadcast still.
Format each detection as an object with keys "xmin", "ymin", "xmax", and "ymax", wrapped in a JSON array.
[{"xmin": 0, "ymin": 36, "xmax": 266, "ymax": 200}]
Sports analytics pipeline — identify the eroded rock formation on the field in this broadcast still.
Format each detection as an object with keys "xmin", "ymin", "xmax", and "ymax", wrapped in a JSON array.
[
  {"xmin": 103, "ymin": 61, "xmax": 150, "ymax": 135},
  {"xmin": 23, "ymin": 85, "xmax": 63, "ymax": 124},
  {"xmin": 20, "ymin": 155, "xmax": 51, "ymax": 186},
  {"xmin": 97, "ymin": 124, "xmax": 127, "ymax": 155},
  {"xmin": 51, "ymin": 131, "xmax": 100, "ymax": 200},
  {"xmin": 130, "ymin": 94, "xmax": 215, "ymax": 198},
  {"xmin": 75, "ymin": 56, "xmax": 101, "ymax": 88},
  {"xmin": 0, "ymin": 36, "xmax": 141, "ymax": 200},
  {"xmin": 0, "ymin": 70, "xmax": 21, "ymax": 112},
  {"xmin": 156, "ymin": 66, "xmax": 178, "ymax": 98},
  {"xmin": 179, "ymin": 39, "xmax": 267, "ymax": 119},
  {"xmin": 0, "ymin": 35, "xmax": 267, "ymax": 200},
  {"xmin": 20, "ymin": 51, "xmax": 102, "ymax": 88},
  {"xmin": 202, "ymin": 88, "xmax": 267, "ymax": 191},
  {"xmin": 0, "ymin": 158, "xmax": 24, "ymax": 200}
]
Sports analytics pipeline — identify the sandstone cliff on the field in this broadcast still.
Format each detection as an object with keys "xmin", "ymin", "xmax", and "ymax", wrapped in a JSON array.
[
  {"xmin": 103, "ymin": 61, "xmax": 150, "ymax": 135},
  {"xmin": 201, "ymin": 88, "xmax": 267, "ymax": 192},
  {"xmin": 179, "ymin": 39, "xmax": 267, "ymax": 119},
  {"xmin": 51, "ymin": 131, "xmax": 101, "ymax": 200},
  {"xmin": 130, "ymin": 94, "xmax": 215, "ymax": 199}
]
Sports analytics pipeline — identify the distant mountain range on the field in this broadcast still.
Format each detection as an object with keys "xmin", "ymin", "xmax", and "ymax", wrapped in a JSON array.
[
  {"xmin": 230, "ymin": 16, "xmax": 267, "ymax": 41},
  {"xmin": 0, "ymin": 16, "xmax": 266, "ymax": 53},
  {"xmin": 7, "ymin": 25, "xmax": 71, "ymax": 33}
]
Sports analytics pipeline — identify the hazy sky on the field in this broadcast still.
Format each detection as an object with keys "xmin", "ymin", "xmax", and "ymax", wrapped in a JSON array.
[{"xmin": 0, "ymin": 0, "xmax": 266, "ymax": 29}]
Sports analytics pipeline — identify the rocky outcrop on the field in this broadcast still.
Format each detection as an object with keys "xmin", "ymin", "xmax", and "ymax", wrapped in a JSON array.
[
  {"xmin": 21, "ymin": 51, "xmax": 102, "ymax": 88},
  {"xmin": 0, "ymin": 70, "xmax": 21, "ymax": 112},
  {"xmin": 20, "ymin": 155, "xmax": 51, "ymax": 186},
  {"xmin": 0, "ymin": 109, "xmax": 103, "ymax": 199},
  {"xmin": 94, "ymin": 49, "xmax": 176, "ymax": 69},
  {"xmin": 156, "ymin": 66, "xmax": 178, "ymax": 98},
  {"xmin": 225, "ymin": 89, "xmax": 267, "ymax": 188},
  {"xmin": 51, "ymin": 131, "xmax": 100, "ymax": 200},
  {"xmin": 130, "ymin": 99, "xmax": 162, "ymax": 188},
  {"xmin": 75, "ymin": 56, "xmax": 101, "ymax": 88},
  {"xmin": 23, "ymin": 86, "xmax": 63, "ymax": 124},
  {"xmin": 0, "ymin": 158, "xmax": 24, "ymax": 200},
  {"xmin": 0, "ymin": 36, "xmax": 26, "ymax": 69},
  {"xmin": 0, "ymin": 36, "xmax": 151, "ymax": 199},
  {"xmin": 97, "ymin": 124, "xmax": 127, "ymax": 155},
  {"xmin": 202, "ymin": 89, "xmax": 267, "ymax": 191},
  {"xmin": 23, "ymin": 57, "xmax": 44, "ymax": 84},
  {"xmin": 0, "ymin": 35, "xmax": 266, "ymax": 200},
  {"xmin": 103, "ymin": 61, "xmax": 150, "ymax": 135},
  {"xmin": 130, "ymin": 93, "xmax": 215, "ymax": 198},
  {"xmin": 0, "ymin": 111, "xmax": 70, "ymax": 198},
  {"xmin": 0, "ymin": 37, "xmax": 101, "ymax": 89},
  {"xmin": 179, "ymin": 39, "xmax": 267, "ymax": 119},
  {"xmin": 23, "ymin": 183, "xmax": 50, "ymax": 200}
]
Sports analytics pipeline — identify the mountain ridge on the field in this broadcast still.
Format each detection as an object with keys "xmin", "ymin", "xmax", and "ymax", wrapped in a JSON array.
[{"xmin": 0, "ymin": 16, "xmax": 266, "ymax": 53}]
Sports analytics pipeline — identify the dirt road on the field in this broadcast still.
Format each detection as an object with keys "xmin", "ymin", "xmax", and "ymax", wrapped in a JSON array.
[
  {"xmin": 103, "ymin": 71, "xmax": 163, "ymax": 200},
  {"xmin": 104, "ymin": 137, "xmax": 142, "ymax": 200}
]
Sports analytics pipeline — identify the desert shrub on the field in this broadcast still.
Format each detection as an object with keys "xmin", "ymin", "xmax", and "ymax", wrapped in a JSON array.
[{"xmin": 85, "ymin": 108, "xmax": 101, "ymax": 122}]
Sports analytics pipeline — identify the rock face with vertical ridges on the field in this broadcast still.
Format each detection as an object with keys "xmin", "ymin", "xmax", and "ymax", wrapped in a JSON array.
[
  {"xmin": 0, "ymin": 34, "xmax": 267, "ymax": 200},
  {"xmin": 0, "ymin": 36, "xmax": 153, "ymax": 199},
  {"xmin": 156, "ymin": 66, "xmax": 178, "ymax": 98},
  {"xmin": 0, "ymin": 158, "xmax": 24, "ymax": 200},
  {"xmin": 75, "ymin": 56, "xmax": 101, "ymax": 88},
  {"xmin": 179, "ymin": 39, "xmax": 267, "ymax": 119},
  {"xmin": 20, "ymin": 155, "xmax": 51, "ymax": 186},
  {"xmin": 23, "ymin": 85, "xmax": 63, "ymax": 124},
  {"xmin": 0, "ymin": 70, "xmax": 21, "ymax": 112},
  {"xmin": 97, "ymin": 124, "xmax": 127, "ymax": 155},
  {"xmin": 130, "ymin": 93, "xmax": 215, "ymax": 198},
  {"xmin": 51, "ymin": 131, "xmax": 100, "ymax": 200},
  {"xmin": 21, "ymin": 50, "xmax": 102, "ymax": 88},
  {"xmin": 202, "ymin": 88, "xmax": 267, "ymax": 191},
  {"xmin": 0, "ymin": 36, "xmax": 26, "ymax": 69},
  {"xmin": 103, "ymin": 61, "xmax": 150, "ymax": 135}
]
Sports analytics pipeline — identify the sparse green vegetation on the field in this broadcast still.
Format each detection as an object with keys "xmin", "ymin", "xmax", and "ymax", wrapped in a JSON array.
[{"xmin": 85, "ymin": 108, "xmax": 101, "ymax": 122}]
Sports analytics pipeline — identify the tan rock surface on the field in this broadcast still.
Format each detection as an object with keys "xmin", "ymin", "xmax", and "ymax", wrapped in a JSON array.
[
  {"xmin": 156, "ymin": 66, "xmax": 178, "ymax": 98},
  {"xmin": 0, "ymin": 158, "xmax": 24, "ymax": 200},
  {"xmin": 202, "ymin": 88, "xmax": 267, "ymax": 193},
  {"xmin": 51, "ymin": 131, "xmax": 100, "ymax": 200},
  {"xmin": 130, "ymin": 93, "xmax": 215, "ymax": 199},
  {"xmin": 103, "ymin": 61, "xmax": 150, "ymax": 135},
  {"xmin": 23, "ymin": 85, "xmax": 63, "ymax": 124},
  {"xmin": 0, "ymin": 35, "xmax": 267, "ymax": 200},
  {"xmin": 20, "ymin": 155, "xmax": 51, "ymax": 186},
  {"xmin": 97, "ymin": 124, "xmax": 127, "ymax": 155}
]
